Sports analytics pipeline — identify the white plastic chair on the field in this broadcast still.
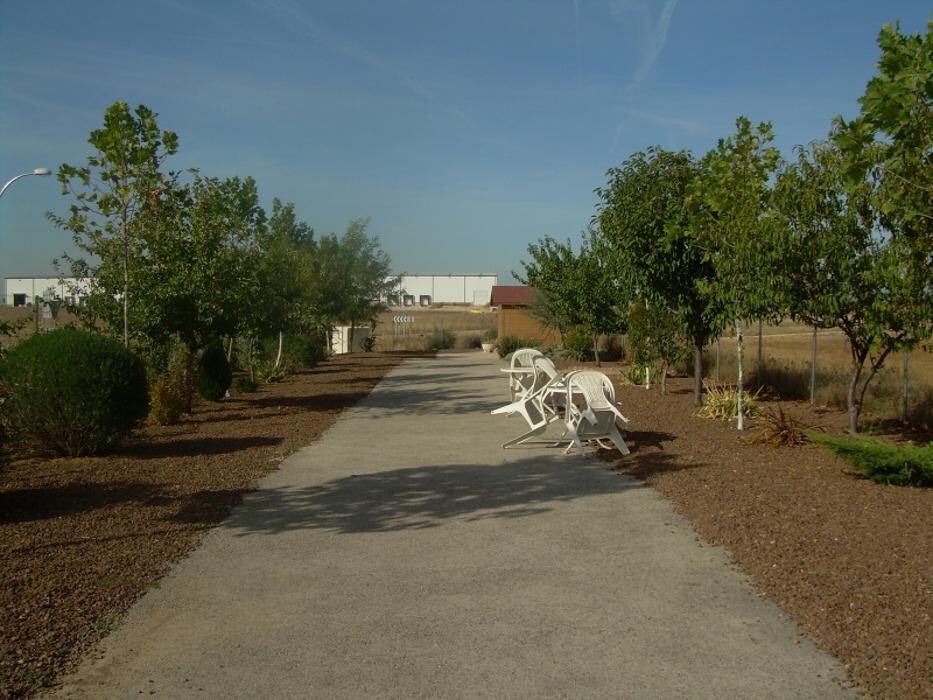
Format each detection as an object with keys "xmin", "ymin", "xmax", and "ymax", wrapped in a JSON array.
[
  {"xmin": 563, "ymin": 371, "xmax": 630, "ymax": 455},
  {"xmin": 492, "ymin": 356, "xmax": 576, "ymax": 448},
  {"xmin": 502, "ymin": 347, "xmax": 544, "ymax": 401}
]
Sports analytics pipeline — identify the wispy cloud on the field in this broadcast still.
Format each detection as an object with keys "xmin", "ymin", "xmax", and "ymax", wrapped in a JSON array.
[
  {"xmin": 609, "ymin": 107, "xmax": 703, "ymax": 153},
  {"xmin": 624, "ymin": 108, "xmax": 702, "ymax": 133},
  {"xmin": 249, "ymin": 0, "xmax": 466, "ymax": 120},
  {"xmin": 610, "ymin": 0, "xmax": 678, "ymax": 90},
  {"xmin": 572, "ymin": 0, "xmax": 582, "ymax": 75}
]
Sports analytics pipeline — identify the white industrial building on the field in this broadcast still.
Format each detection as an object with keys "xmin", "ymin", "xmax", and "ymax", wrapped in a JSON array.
[
  {"xmin": 384, "ymin": 274, "xmax": 497, "ymax": 307},
  {"xmin": 3, "ymin": 277, "xmax": 92, "ymax": 306}
]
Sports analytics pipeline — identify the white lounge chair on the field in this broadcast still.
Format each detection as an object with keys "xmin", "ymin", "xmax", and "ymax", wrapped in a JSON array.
[
  {"xmin": 563, "ymin": 371, "xmax": 630, "ymax": 455},
  {"xmin": 502, "ymin": 347, "xmax": 544, "ymax": 401},
  {"xmin": 492, "ymin": 356, "xmax": 577, "ymax": 449}
]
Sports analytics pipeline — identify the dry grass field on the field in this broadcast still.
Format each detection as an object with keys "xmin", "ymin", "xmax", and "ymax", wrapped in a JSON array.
[
  {"xmin": 709, "ymin": 323, "xmax": 933, "ymax": 427},
  {"xmin": 372, "ymin": 305, "xmax": 497, "ymax": 351}
]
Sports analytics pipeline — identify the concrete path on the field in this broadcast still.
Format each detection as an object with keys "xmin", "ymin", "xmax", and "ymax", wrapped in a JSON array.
[{"xmin": 53, "ymin": 351, "xmax": 855, "ymax": 699}]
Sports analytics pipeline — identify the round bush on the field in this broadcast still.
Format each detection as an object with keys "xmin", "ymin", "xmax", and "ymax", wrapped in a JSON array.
[
  {"xmin": 427, "ymin": 329, "xmax": 456, "ymax": 351},
  {"xmin": 235, "ymin": 375, "xmax": 259, "ymax": 393},
  {"xmin": 0, "ymin": 329, "xmax": 149, "ymax": 456},
  {"xmin": 196, "ymin": 342, "xmax": 232, "ymax": 401},
  {"xmin": 496, "ymin": 335, "xmax": 523, "ymax": 358},
  {"xmin": 563, "ymin": 327, "xmax": 593, "ymax": 362}
]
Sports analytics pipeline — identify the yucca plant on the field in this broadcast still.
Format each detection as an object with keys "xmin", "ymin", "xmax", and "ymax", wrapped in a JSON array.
[{"xmin": 696, "ymin": 383, "xmax": 760, "ymax": 421}]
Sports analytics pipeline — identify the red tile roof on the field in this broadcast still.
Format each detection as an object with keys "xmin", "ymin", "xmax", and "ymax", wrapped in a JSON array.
[{"xmin": 489, "ymin": 285, "xmax": 537, "ymax": 306}]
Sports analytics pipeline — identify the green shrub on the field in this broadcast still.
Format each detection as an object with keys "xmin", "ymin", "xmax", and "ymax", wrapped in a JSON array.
[
  {"xmin": 427, "ymin": 329, "xmax": 456, "ymax": 350},
  {"xmin": 306, "ymin": 332, "xmax": 330, "ymax": 366},
  {"xmin": 563, "ymin": 327, "xmax": 592, "ymax": 362},
  {"xmin": 807, "ymin": 432, "xmax": 932, "ymax": 486},
  {"xmin": 0, "ymin": 329, "xmax": 148, "ymax": 456},
  {"xmin": 147, "ymin": 346, "xmax": 189, "ymax": 426},
  {"xmin": 599, "ymin": 334, "xmax": 626, "ymax": 362},
  {"xmin": 496, "ymin": 335, "xmax": 524, "ymax": 358},
  {"xmin": 259, "ymin": 333, "xmax": 326, "ymax": 372},
  {"xmin": 483, "ymin": 328, "xmax": 498, "ymax": 342},
  {"xmin": 235, "ymin": 375, "xmax": 259, "ymax": 393},
  {"xmin": 453, "ymin": 331, "xmax": 483, "ymax": 350},
  {"xmin": 196, "ymin": 342, "xmax": 232, "ymax": 401},
  {"xmin": 361, "ymin": 334, "xmax": 377, "ymax": 352},
  {"xmin": 0, "ymin": 415, "xmax": 7, "ymax": 473}
]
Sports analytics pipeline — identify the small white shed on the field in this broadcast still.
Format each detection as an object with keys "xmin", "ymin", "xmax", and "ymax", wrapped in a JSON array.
[{"xmin": 330, "ymin": 326, "xmax": 372, "ymax": 354}]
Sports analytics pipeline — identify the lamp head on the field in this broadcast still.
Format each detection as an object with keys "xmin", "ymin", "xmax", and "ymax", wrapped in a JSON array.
[{"xmin": 33, "ymin": 168, "xmax": 51, "ymax": 176}]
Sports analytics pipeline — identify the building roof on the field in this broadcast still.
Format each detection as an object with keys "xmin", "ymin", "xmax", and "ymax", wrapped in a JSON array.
[{"xmin": 489, "ymin": 285, "xmax": 538, "ymax": 306}]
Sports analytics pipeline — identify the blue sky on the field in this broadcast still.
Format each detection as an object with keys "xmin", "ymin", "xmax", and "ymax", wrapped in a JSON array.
[{"xmin": 1, "ymin": 1, "xmax": 928, "ymax": 286}]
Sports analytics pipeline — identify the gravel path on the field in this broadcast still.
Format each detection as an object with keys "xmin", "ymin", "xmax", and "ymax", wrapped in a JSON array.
[{"xmin": 51, "ymin": 351, "xmax": 856, "ymax": 699}]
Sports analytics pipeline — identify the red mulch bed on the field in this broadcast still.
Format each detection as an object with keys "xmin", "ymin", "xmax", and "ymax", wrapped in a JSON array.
[
  {"xmin": 600, "ymin": 372, "xmax": 932, "ymax": 700},
  {"xmin": 0, "ymin": 352, "xmax": 411, "ymax": 699}
]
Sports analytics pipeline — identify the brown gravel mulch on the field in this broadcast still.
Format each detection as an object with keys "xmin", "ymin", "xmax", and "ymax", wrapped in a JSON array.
[
  {"xmin": 602, "ymin": 373, "xmax": 932, "ymax": 700},
  {"xmin": 0, "ymin": 352, "xmax": 412, "ymax": 699},
  {"xmin": 2, "ymin": 353, "xmax": 930, "ymax": 699}
]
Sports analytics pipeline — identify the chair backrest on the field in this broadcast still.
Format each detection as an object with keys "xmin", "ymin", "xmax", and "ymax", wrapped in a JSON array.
[
  {"xmin": 567, "ymin": 371, "xmax": 616, "ymax": 408},
  {"xmin": 510, "ymin": 347, "xmax": 544, "ymax": 371},
  {"xmin": 531, "ymin": 355, "xmax": 560, "ymax": 381}
]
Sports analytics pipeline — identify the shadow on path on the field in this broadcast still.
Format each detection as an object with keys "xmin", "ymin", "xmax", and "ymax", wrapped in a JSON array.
[
  {"xmin": 198, "ymin": 455, "xmax": 642, "ymax": 536},
  {"xmin": 117, "ymin": 436, "xmax": 282, "ymax": 459}
]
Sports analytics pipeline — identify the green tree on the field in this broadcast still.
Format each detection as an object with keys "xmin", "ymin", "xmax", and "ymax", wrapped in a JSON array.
[
  {"xmin": 595, "ymin": 146, "xmax": 724, "ymax": 404},
  {"xmin": 570, "ymin": 230, "xmax": 628, "ymax": 365},
  {"xmin": 517, "ymin": 236, "xmax": 583, "ymax": 339},
  {"xmin": 304, "ymin": 221, "xmax": 393, "ymax": 351},
  {"xmin": 518, "ymin": 232, "xmax": 627, "ymax": 365},
  {"xmin": 48, "ymin": 102, "xmax": 179, "ymax": 346},
  {"xmin": 834, "ymin": 20, "xmax": 932, "ymax": 256},
  {"xmin": 626, "ymin": 299, "xmax": 690, "ymax": 394},
  {"xmin": 337, "ymin": 219, "xmax": 395, "ymax": 349},
  {"xmin": 691, "ymin": 117, "xmax": 782, "ymax": 429},
  {"xmin": 771, "ymin": 140, "xmax": 931, "ymax": 432},
  {"xmin": 261, "ymin": 198, "xmax": 316, "ymax": 369},
  {"xmin": 138, "ymin": 175, "xmax": 267, "ymax": 352}
]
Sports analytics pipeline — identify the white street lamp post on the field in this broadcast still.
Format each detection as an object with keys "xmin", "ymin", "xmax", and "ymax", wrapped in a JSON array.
[{"xmin": 0, "ymin": 168, "xmax": 52, "ymax": 199}]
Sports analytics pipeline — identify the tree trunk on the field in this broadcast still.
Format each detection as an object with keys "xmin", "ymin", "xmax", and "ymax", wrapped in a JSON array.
[
  {"xmin": 274, "ymin": 331, "xmax": 284, "ymax": 370},
  {"xmin": 757, "ymin": 318, "xmax": 763, "ymax": 373},
  {"xmin": 809, "ymin": 326, "xmax": 817, "ymax": 404},
  {"xmin": 592, "ymin": 333, "xmax": 601, "ymax": 367},
  {"xmin": 227, "ymin": 336, "xmax": 234, "ymax": 363},
  {"xmin": 644, "ymin": 365, "xmax": 651, "ymax": 390},
  {"xmin": 123, "ymin": 242, "xmax": 130, "ymax": 347},
  {"xmin": 183, "ymin": 345, "xmax": 195, "ymax": 413},
  {"xmin": 348, "ymin": 320, "xmax": 355, "ymax": 353},
  {"xmin": 736, "ymin": 319, "xmax": 745, "ymax": 431},
  {"xmin": 715, "ymin": 337, "xmax": 721, "ymax": 382},
  {"xmin": 693, "ymin": 342, "xmax": 703, "ymax": 406},
  {"xmin": 660, "ymin": 362, "xmax": 668, "ymax": 395},
  {"xmin": 847, "ymin": 360, "xmax": 862, "ymax": 433},
  {"xmin": 247, "ymin": 336, "xmax": 256, "ymax": 383},
  {"xmin": 902, "ymin": 352, "xmax": 910, "ymax": 424}
]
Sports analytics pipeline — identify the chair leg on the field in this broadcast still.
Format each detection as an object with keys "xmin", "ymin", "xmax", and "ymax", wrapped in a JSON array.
[
  {"xmin": 503, "ymin": 424, "xmax": 546, "ymax": 449},
  {"xmin": 606, "ymin": 427, "xmax": 631, "ymax": 455}
]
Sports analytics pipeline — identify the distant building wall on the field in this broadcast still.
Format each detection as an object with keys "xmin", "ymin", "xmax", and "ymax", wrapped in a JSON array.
[
  {"xmin": 3, "ymin": 277, "xmax": 91, "ymax": 306},
  {"xmin": 386, "ymin": 274, "xmax": 497, "ymax": 306},
  {"xmin": 498, "ymin": 307, "xmax": 561, "ymax": 344}
]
